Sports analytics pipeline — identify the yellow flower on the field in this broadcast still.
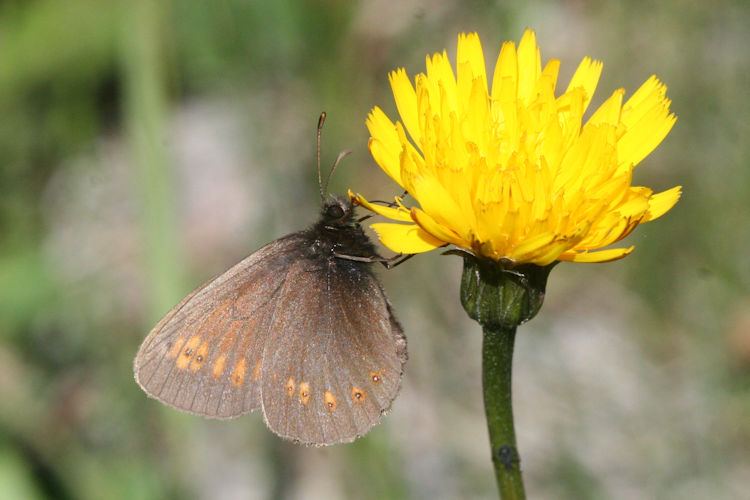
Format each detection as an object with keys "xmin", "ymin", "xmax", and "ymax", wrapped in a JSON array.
[{"xmin": 351, "ymin": 30, "xmax": 681, "ymax": 265}]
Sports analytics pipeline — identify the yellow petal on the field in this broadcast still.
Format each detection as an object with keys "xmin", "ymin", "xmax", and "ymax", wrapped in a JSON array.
[
  {"xmin": 618, "ymin": 76, "xmax": 676, "ymax": 168},
  {"xmin": 642, "ymin": 186, "xmax": 681, "ymax": 221},
  {"xmin": 541, "ymin": 58, "xmax": 560, "ymax": 92},
  {"xmin": 622, "ymin": 75, "xmax": 668, "ymax": 122},
  {"xmin": 426, "ymin": 50, "xmax": 457, "ymax": 112},
  {"xmin": 565, "ymin": 56, "xmax": 603, "ymax": 113},
  {"xmin": 616, "ymin": 194, "xmax": 651, "ymax": 219},
  {"xmin": 410, "ymin": 173, "xmax": 472, "ymax": 240},
  {"xmin": 397, "ymin": 124, "xmax": 427, "ymax": 195},
  {"xmin": 516, "ymin": 29, "xmax": 541, "ymax": 104},
  {"xmin": 389, "ymin": 69, "xmax": 421, "ymax": 147},
  {"xmin": 457, "ymin": 32, "xmax": 488, "ymax": 108},
  {"xmin": 370, "ymin": 222, "xmax": 445, "ymax": 253},
  {"xmin": 587, "ymin": 89, "xmax": 624, "ymax": 127},
  {"xmin": 491, "ymin": 39, "xmax": 518, "ymax": 102},
  {"xmin": 511, "ymin": 231, "xmax": 561, "ymax": 262},
  {"xmin": 366, "ymin": 108, "xmax": 404, "ymax": 186},
  {"xmin": 410, "ymin": 207, "xmax": 466, "ymax": 248},
  {"xmin": 348, "ymin": 191, "xmax": 413, "ymax": 222},
  {"xmin": 559, "ymin": 246, "xmax": 635, "ymax": 263}
]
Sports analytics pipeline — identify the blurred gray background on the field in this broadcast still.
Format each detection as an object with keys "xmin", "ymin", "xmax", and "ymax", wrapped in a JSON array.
[{"xmin": 1, "ymin": 1, "xmax": 748, "ymax": 499}]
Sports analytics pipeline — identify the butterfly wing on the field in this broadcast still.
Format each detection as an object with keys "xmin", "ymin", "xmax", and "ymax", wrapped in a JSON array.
[
  {"xmin": 134, "ymin": 234, "xmax": 306, "ymax": 418},
  {"xmin": 260, "ymin": 258, "xmax": 407, "ymax": 445}
]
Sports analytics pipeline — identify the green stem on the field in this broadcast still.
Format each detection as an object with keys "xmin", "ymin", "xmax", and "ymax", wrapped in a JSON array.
[
  {"xmin": 122, "ymin": 0, "xmax": 185, "ymax": 318},
  {"xmin": 482, "ymin": 324, "xmax": 525, "ymax": 499}
]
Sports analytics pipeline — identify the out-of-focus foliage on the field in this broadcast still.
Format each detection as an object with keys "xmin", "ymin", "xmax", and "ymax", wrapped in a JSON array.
[{"xmin": 0, "ymin": 1, "xmax": 748, "ymax": 499}]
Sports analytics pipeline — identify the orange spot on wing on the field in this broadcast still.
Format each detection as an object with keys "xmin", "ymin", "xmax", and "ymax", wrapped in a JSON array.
[
  {"xmin": 231, "ymin": 358, "xmax": 248, "ymax": 386},
  {"xmin": 370, "ymin": 371, "xmax": 382, "ymax": 385},
  {"xmin": 189, "ymin": 342, "xmax": 210, "ymax": 372},
  {"xmin": 212, "ymin": 353, "xmax": 227, "ymax": 378},
  {"xmin": 168, "ymin": 337, "xmax": 187, "ymax": 359},
  {"xmin": 324, "ymin": 391, "xmax": 338, "ymax": 411},
  {"xmin": 299, "ymin": 382, "xmax": 311, "ymax": 405},
  {"xmin": 285, "ymin": 377, "xmax": 295, "ymax": 397},
  {"xmin": 351, "ymin": 387, "xmax": 366, "ymax": 403},
  {"xmin": 176, "ymin": 335, "xmax": 201, "ymax": 370},
  {"xmin": 252, "ymin": 359, "xmax": 261, "ymax": 381}
]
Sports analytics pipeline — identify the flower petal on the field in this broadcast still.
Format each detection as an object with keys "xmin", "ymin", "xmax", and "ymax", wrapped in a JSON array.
[
  {"xmin": 409, "ymin": 173, "xmax": 472, "ymax": 240},
  {"xmin": 366, "ymin": 107, "xmax": 404, "ymax": 186},
  {"xmin": 618, "ymin": 76, "xmax": 677, "ymax": 168},
  {"xmin": 642, "ymin": 185, "xmax": 681, "ymax": 222},
  {"xmin": 348, "ymin": 191, "xmax": 413, "ymax": 222},
  {"xmin": 370, "ymin": 222, "xmax": 445, "ymax": 253},
  {"xmin": 491, "ymin": 39, "xmax": 518, "ymax": 102},
  {"xmin": 559, "ymin": 246, "xmax": 635, "ymax": 263},
  {"xmin": 410, "ymin": 207, "xmax": 466, "ymax": 248},
  {"xmin": 425, "ymin": 50, "xmax": 457, "ymax": 114},
  {"xmin": 389, "ymin": 69, "xmax": 421, "ymax": 147},
  {"xmin": 512, "ymin": 232, "xmax": 565, "ymax": 265},
  {"xmin": 565, "ymin": 56, "xmax": 603, "ymax": 114},
  {"xmin": 457, "ymin": 32, "xmax": 488, "ymax": 116},
  {"xmin": 516, "ymin": 29, "xmax": 541, "ymax": 104},
  {"xmin": 587, "ymin": 89, "xmax": 624, "ymax": 127}
]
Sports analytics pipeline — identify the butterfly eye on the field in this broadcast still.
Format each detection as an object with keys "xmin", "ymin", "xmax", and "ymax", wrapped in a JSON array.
[{"xmin": 326, "ymin": 204, "xmax": 345, "ymax": 219}]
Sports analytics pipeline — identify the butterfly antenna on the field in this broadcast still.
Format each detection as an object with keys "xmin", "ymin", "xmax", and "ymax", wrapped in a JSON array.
[
  {"xmin": 317, "ymin": 112, "xmax": 326, "ymax": 202},
  {"xmin": 323, "ymin": 149, "xmax": 352, "ymax": 199}
]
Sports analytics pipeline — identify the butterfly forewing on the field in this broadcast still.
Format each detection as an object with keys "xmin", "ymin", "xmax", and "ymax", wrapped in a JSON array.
[
  {"xmin": 261, "ymin": 257, "xmax": 406, "ymax": 445},
  {"xmin": 134, "ymin": 235, "xmax": 306, "ymax": 418}
]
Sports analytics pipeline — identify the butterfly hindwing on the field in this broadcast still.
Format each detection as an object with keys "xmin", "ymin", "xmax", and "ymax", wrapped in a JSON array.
[
  {"xmin": 260, "ymin": 257, "xmax": 407, "ymax": 445},
  {"xmin": 134, "ymin": 234, "xmax": 306, "ymax": 418}
]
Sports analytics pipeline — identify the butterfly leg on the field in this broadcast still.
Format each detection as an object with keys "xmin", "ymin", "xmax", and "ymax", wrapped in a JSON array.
[
  {"xmin": 333, "ymin": 252, "xmax": 414, "ymax": 269},
  {"xmin": 379, "ymin": 253, "xmax": 414, "ymax": 269}
]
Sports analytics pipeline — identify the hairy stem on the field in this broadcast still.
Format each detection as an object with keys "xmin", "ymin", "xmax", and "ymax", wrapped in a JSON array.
[{"xmin": 482, "ymin": 324, "xmax": 525, "ymax": 499}]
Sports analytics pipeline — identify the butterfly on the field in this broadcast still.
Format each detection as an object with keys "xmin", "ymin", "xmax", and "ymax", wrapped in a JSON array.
[{"xmin": 134, "ymin": 113, "xmax": 408, "ymax": 445}]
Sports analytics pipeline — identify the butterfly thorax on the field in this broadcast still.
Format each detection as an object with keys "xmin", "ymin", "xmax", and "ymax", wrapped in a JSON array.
[{"xmin": 302, "ymin": 196, "xmax": 379, "ymax": 263}]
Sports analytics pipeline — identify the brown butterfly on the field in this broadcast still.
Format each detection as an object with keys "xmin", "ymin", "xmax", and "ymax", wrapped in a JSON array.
[{"xmin": 134, "ymin": 113, "xmax": 407, "ymax": 445}]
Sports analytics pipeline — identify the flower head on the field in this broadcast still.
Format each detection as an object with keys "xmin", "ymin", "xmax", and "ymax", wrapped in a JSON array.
[{"xmin": 351, "ymin": 30, "xmax": 680, "ymax": 265}]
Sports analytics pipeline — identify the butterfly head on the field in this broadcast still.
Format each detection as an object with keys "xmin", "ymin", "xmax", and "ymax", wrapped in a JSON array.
[{"xmin": 321, "ymin": 195, "xmax": 354, "ymax": 225}]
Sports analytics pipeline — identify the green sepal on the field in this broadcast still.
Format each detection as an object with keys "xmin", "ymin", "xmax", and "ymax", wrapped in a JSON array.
[{"xmin": 450, "ymin": 250, "xmax": 557, "ymax": 330}]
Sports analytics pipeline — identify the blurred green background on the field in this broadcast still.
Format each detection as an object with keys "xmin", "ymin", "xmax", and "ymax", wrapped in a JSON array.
[{"xmin": 1, "ymin": 1, "xmax": 748, "ymax": 499}]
